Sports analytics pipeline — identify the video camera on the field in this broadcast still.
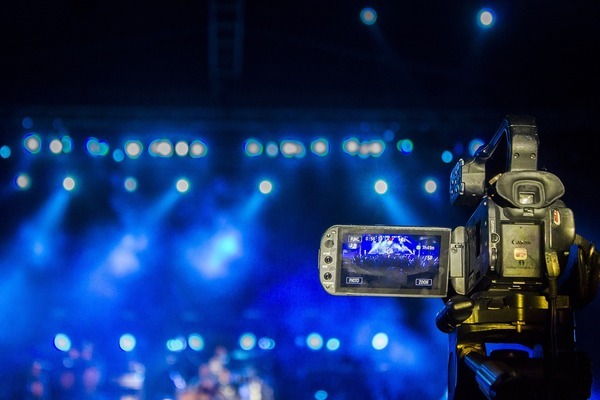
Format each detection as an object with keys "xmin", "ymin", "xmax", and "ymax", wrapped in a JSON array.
[{"xmin": 318, "ymin": 115, "xmax": 599, "ymax": 399}]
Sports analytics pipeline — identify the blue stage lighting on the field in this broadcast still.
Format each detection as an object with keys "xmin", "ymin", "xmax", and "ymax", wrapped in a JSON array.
[
  {"xmin": 124, "ymin": 177, "xmax": 138, "ymax": 192},
  {"xmin": 397, "ymin": 139, "xmax": 414, "ymax": 154},
  {"xmin": 244, "ymin": 138, "xmax": 263, "ymax": 156},
  {"xmin": 188, "ymin": 333, "xmax": 205, "ymax": 351},
  {"xmin": 189, "ymin": 140, "xmax": 208, "ymax": 158},
  {"xmin": 62, "ymin": 176, "xmax": 76, "ymax": 191},
  {"xmin": 374, "ymin": 179, "xmax": 388, "ymax": 194},
  {"xmin": 360, "ymin": 7, "xmax": 377, "ymax": 25},
  {"xmin": 441, "ymin": 150, "xmax": 453, "ymax": 163},
  {"xmin": 424, "ymin": 179, "xmax": 438, "ymax": 194},
  {"xmin": 265, "ymin": 142, "xmax": 279, "ymax": 157},
  {"xmin": 23, "ymin": 133, "xmax": 42, "ymax": 154},
  {"xmin": 306, "ymin": 333, "xmax": 323, "ymax": 350},
  {"xmin": 119, "ymin": 334, "xmax": 137, "ymax": 352},
  {"xmin": 125, "ymin": 140, "xmax": 143, "ymax": 159},
  {"xmin": 326, "ymin": 338, "xmax": 340, "ymax": 351},
  {"xmin": 477, "ymin": 8, "xmax": 496, "ymax": 28},
  {"xmin": 468, "ymin": 138, "xmax": 485, "ymax": 155},
  {"xmin": 166, "ymin": 336, "xmax": 187, "ymax": 352},
  {"xmin": 259, "ymin": 180, "xmax": 273, "ymax": 194},
  {"xmin": 174, "ymin": 141, "xmax": 189, "ymax": 156},
  {"xmin": 310, "ymin": 139, "xmax": 329, "ymax": 156},
  {"xmin": 258, "ymin": 337, "xmax": 275, "ymax": 350},
  {"xmin": 0, "ymin": 145, "xmax": 10, "ymax": 159},
  {"xmin": 149, "ymin": 139, "xmax": 174, "ymax": 157},
  {"xmin": 371, "ymin": 332, "xmax": 389, "ymax": 350},
  {"xmin": 280, "ymin": 140, "xmax": 306, "ymax": 158},
  {"xmin": 61, "ymin": 136, "xmax": 73, "ymax": 153},
  {"xmin": 314, "ymin": 390, "xmax": 329, "ymax": 400},
  {"xmin": 15, "ymin": 173, "xmax": 31, "ymax": 190},
  {"xmin": 113, "ymin": 148, "xmax": 125, "ymax": 162},
  {"xmin": 49, "ymin": 138, "xmax": 63, "ymax": 154},
  {"xmin": 54, "ymin": 333, "xmax": 72, "ymax": 352},
  {"xmin": 239, "ymin": 332, "xmax": 256, "ymax": 350},
  {"xmin": 22, "ymin": 116, "xmax": 33, "ymax": 129},
  {"xmin": 176, "ymin": 178, "xmax": 190, "ymax": 193},
  {"xmin": 86, "ymin": 137, "xmax": 110, "ymax": 157}
]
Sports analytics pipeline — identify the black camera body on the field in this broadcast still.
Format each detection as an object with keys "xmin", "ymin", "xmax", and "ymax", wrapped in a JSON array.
[{"xmin": 318, "ymin": 116, "xmax": 599, "ymax": 399}]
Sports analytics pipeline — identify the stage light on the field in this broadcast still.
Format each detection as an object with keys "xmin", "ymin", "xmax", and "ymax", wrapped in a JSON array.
[
  {"xmin": 343, "ymin": 138, "xmax": 385, "ymax": 157},
  {"xmin": 372, "ymin": 332, "xmax": 389, "ymax": 350},
  {"xmin": 306, "ymin": 333, "xmax": 323, "ymax": 350},
  {"xmin": 310, "ymin": 139, "xmax": 329, "ymax": 156},
  {"xmin": 314, "ymin": 390, "xmax": 328, "ymax": 400},
  {"xmin": 119, "ymin": 334, "xmax": 137, "ymax": 352},
  {"xmin": 326, "ymin": 338, "xmax": 340, "ymax": 351},
  {"xmin": 15, "ymin": 173, "xmax": 31, "ymax": 190},
  {"xmin": 397, "ymin": 139, "xmax": 414, "ymax": 154},
  {"xmin": 149, "ymin": 139, "xmax": 174, "ymax": 157},
  {"xmin": 477, "ymin": 8, "xmax": 496, "ymax": 28},
  {"xmin": 259, "ymin": 180, "xmax": 273, "ymax": 194},
  {"xmin": 0, "ymin": 145, "xmax": 10, "ymax": 159},
  {"xmin": 124, "ymin": 177, "xmax": 138, "ymax": 192},
  {"xmin": 367, "ymin": 140, "xmax": 385, "ymax": 157},
  {"xmin": 360, "ymin": 7, "xmax": 377, "ymax": 25},
  {"xmin": 113, "ymin": 149, "xmax": 125, "ymax": 162},
  {"xmin": 49, "ymin": 138, "xmax": 63, "ymax": 154},
  {"xmin": 174, "ymin": 141, "xmax": 189, "ymax": 156},
  {"xmin": 244, "ymin": 138, "xmax": 263, "ymax": 156},
  {"xmin": 22, "ymin": 116, "xmax": 33, "ymax": 129},
  {"xmin": 280, "ymin": 140, "xmax": 306, "ymax": 158},
  {"xmin": 175, "ymin": 178, "xmax": 190, "ymax": 193},
  {"xmin": 54, "ymin": 333, "xmax": 72, "ymax": 352},
  {"xmin": 61, "ymin": 136, "xmax": 73, "ymax": 153},
  {"xmin": 24, "ymin": 133, "xmax": 42, "ymax": 154},
  {"xmin": 125, "ymin": 140, "xmax": 143, "ymax": 159},
  {"xmin": 258, "ymin": 337, "xmax": 275, "ymax": 350},
  {"xmin": 86, "ymin": 137, "xmax": 110, "ymax": 157},
  {"xmin": 62, "ymin": 176, "xmax": 76, "ymax": 191},
  {"xmin": 424, "ymin": 179, "xmax": 438, "ymax": 194},
  {"xmin": 441, "ymin": 150, "xmax": 453, "ymax": 163},
  {"xmin": 239, "ymin": 333, "xmax": 256, "ymax": 350},
  {"xmin": 468, "ymin": 138, "xmax": 485, "ymax": 155},
  {"xmin": 343, "ymin": 138, "xmax": 360, "ymax": 155},
  {"xmin": 374, "ymin": 179, "xmax": 388, "ymax": 194},
  {"xmin": 189, "ymin": 140, "xmax": 207, "ymax": 158},
  {"xmin": 166, "ymin": 336, "xmax": 187, "ymax": 352},
  {"xmin": 188, "ymin": 333, "xmax": 205, "ymax": 351},
  {"xmin": 265, "ymin": 142, "xmax": 278, "ymax": 157}
]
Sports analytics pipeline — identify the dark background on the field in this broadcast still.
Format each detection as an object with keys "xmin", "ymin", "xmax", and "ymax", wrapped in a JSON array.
[{"xmin": 0, "ymin": 1, "xmax": 598, "ymax": 399}]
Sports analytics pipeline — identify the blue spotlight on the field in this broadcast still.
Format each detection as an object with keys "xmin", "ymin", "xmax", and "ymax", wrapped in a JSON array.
[
  {"xmin": 124, "ymin": 177, "xmax": 138, "ymax": 192},
  {"xmin": 259, "ymin": 180, "xmax": 273, "ymax": 194},
  {"xmin": 23, "ymin": 133, "xmax": 42, "ymax": 154},
  {"xmin": 125, "ymin": 140, "xmax": 144, "ymax": 159},
  {"xmin": 86, "ymin": 137, "xmax": 110, "ymax": 157},
  {"xmin": 188, "ymin": 334, "xmax": 205, "ymax": 351},
  {"xmin": 22, "ymin": 116, "xmax": 34, "ymax": 129},
  {"xmin": 360, "ymin": 7, "xmax": 377, "ymax": 25},
  {"xmin": 372, "ymin": 332, "xmax": 389, "ymax": 350},
  {"xmin": 239, "ymin": 333, "xmax": 256, "ymax": 350},
  {"xmin": 441, "ymin": 150, "xmax": 453, "ymax": 163},
  {"xmin": 113, "ymin": 148, "xmax": 125, "ymax": 162},
  {"xmin": 15, "ymin": 173, "xmax": 31, "ymax": 190},
  {"xmin": 49, "ymin": 138, "xmax": 64, "ymax": 154},
  {"xmin": 477, "ymin": 8, "xmax": 496, "ymax": 28},
  {"xmin": 0, "ymin": 145, "xmax": 10, "ymax": 158},
  {"xmin": 189, "ymin": 140, "xmax": 208, "ymax": 158},
  {"xmin": 258, "ymin": 337, "xmax": 276, "ymax": 350},
  {"xmin": 310, "ymin": 139, "xmax": 329, "ymax": 156},
  {"xmin": 175, "ymin": 178, "xmax": 190, "ymax": 193},
  {"xmin": 166, "ymin": 336, "xmax": 187, "ymax": 352},
  {"xmin": 326, "ymin": 338, "xmax": 340, "ymax": 351},
  {"xmin": 54, "ymin": 333, "xmax": 72, "ymax": 352},
  {"xmin": 62, "ymin": 176, "xmax": 76, "ymax": 191},
  {"xmin": 61, "ymin": 136, "xmax": 73, "ymax": 153},
  {"xmin": 306, "ymin": 333, "xmax": 323, "ymax": 350},
  {"xmin": 314, "ymin": 390, "xmax": 329, "ymax": 400},
  {"xmin": 280, "ymin": 140, "xmax": 306, "ymax": 158},
  {"xmin": 265, "ymin": 142, "xmax": 279, "ymax": 157},
  {"xmin": 397, "ymin": 139, "xmax": 414, "ymax": 154},
  {"xmin": 149, "ymin": 139, "xmax": 174, "ymax": 157},
  {"xmin": 174, "ymin": 141, "xmax": 189, "ymax": 156},
  {"xmin": 468, "ymin": 138, "xmax": 485, "ymax": 156},
  {"xmin": 374, "ymin": 179, "xmax": 388, "ymax": 194},
  {"xmin": 119, "ymin": 334, "xmax": 137, "ymax": 352},
  {"xmin": 244, "ymin": 138, "xmax": 263, "ymax": 156},
  {"xmin": 424, "ymin": 179, "xmax": 438, "ymax": 194}
]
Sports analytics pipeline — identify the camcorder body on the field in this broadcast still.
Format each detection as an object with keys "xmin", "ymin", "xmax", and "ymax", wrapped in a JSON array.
[{"xmin": 318, "ymin": 116, "xmax": 599, "ymax": 399}]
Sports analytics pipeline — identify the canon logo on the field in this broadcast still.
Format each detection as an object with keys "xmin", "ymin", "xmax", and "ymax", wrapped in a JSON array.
[{"xmin": 512, "ymin": 239, "xmax": 531, "ymax": 245}]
